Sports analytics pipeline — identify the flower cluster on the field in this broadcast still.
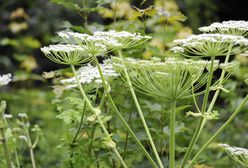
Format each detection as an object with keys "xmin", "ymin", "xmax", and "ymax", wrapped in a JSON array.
[
  {"xmin": 61, "ymin": 60, "xmax": 119, "ymax": 89},
  {"xmin": 220, "ymin": 144, "xmax": 248, "ymax": 167},
  {"xmin": 93, "ymin": 30, "xmax": 152, "ymax": 49},
  {"xmin": 41, "ymin": 30, "xmax": 151, "ymax": 65},
  {"xmin": 41, "ymin": 44, "xmax": 89, "ymax": 65},
  {"xmin": 112, "ymin": 57, "xmax": 214, "ymax": 100},
  {"xmin": 0, "ymin": 74, "xmax": 12, "ymax": 86},
  {"xmin": 171, "ymin": 34, "xmax": 248, "ymax": 57},
  {"xmin": 199, "ymin": 20, "xmax": 248, "ymax": 37}
]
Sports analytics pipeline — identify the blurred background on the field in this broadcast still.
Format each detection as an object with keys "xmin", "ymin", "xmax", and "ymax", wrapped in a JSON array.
[{"xmin": 0, "ymin": 0, "xmax": 248, "ymax": 167}]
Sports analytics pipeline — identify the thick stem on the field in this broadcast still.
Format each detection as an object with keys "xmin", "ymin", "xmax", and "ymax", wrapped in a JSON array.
[
  {"xmin": 0, "ymin": 128, "xmax": 12, "ymax": 168},
  {"xmin": 187, "ymin": 95, "xmax": 248, "ymax": 168},
  {"xmin": 181, "ymin": 56, "xmax": 215, "ymax": 168},
  {"xmin": 117, "ymin": 50, "xmax": 164, "ymax": 168},
  {"xmin": 70, "ymin": 65, "xmax": 128, "ymax": 168},
  {"xmin": 169, "ymin": 100, "xmax": 176, "ymax": 168},
  {"xmin": 93, "ymin": 56, "xmax": 158, "ymax": 168}
]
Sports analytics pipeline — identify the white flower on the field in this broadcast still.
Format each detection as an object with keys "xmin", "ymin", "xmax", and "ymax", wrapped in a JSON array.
[
  {"xmin": 220, "ymin": 143, "xmax": 248, "ymax": 167},
  {"xmin": 0, "ymin": 74, "xmax": 12, "ymax": 86},
  {"xmin": 4, "ymin": 114, "xmax": 13, "ymax": 119},
  {"xmin": 61, "ymin": 59, "xmax": 119, "ymax": 89},
  {"xmin": 18, "ymin": 113, "xmax": 28, "ymax": 118},
  {"xmin": 41, "ymin": 44, "xmax": 90, "ymax": 65},
  {"xmin": 58, "ymin": 31, "xmax": 121, "ymax": 53},
  {"xmin": 94, "ymin": 30, "xmax": 152, "ymax": 49},
  {"xmin": 199, "ymin": 20, "xmax": 248, "ymax": 37},
  {"xmin": 173, "ymin": 34, "xmax": 248, "ymax": 57},
  {"xmin": 112, "ymin": 57, "xmax": 215, "ymax": 100},
  {"xmin": 170, "ymin": 46, "xmax": 184, "ymax": 53}
]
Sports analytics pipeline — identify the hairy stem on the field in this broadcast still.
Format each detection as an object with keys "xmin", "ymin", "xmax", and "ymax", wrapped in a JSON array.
[
  {"xmin": 169, "ymin": 100, "xmax": 176, "ymax": 168},
  {"xmin": 93, "ymin": 56, "xmax": 158, "ymax": 168},
  {"xmin": 187, "ymin": 95, "xmax": 248, "ymax": 167},
  {"xmin": 117, "ymin": 50, "xmax": 164, "ymax": 168},
  {"xmin": 70, "ymin": 65, "xmax": 128, "ymax": 168}
]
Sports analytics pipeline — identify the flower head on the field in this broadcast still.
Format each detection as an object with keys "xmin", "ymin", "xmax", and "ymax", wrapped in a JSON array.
[
  {"xmin": 0, "ymin": 74, "xmax": 12, "ymax": 86},
  {"xmin": 61, "ymin": 59, "xmax": 119, "ymax": 89},
  {"xmin": 112, "ymin": 57, "xmax": 214, "ymax": 100},
  {"xmin": 93, "ymin": 30, "xmax": 152, "ymax": 49},
  {"xmin": 58, "ymin": 31, "xmax": 122, "ymax": 55},
  {"xmin": 171, "ymin": 34, "xmax": 248, "ymax": 57},
  {"xmin": 41, "ymin": 44, "xmax": 90, "ymax": 65},
  {"xmin": 199, "ymin": 20, "xmax": 248, "ymax": 37},
  {"xmin": 220, "ymin": 144, "xmax": 248, "ymax": 167}
]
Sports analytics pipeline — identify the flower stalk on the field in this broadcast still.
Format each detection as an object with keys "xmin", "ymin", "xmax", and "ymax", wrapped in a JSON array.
[
  {"xmin": 93, "ymin": 56, "xmax": 158, "ymax": 168},
  {"xmin": 70, "ymin": 64, "xmax": 128, "ymax": 168},
  {"xmin": 117, "ymin": 50, "xmax": 164, "ymax": 168},
  {"xmin": 169, "ymin": 100, "xmax": 176, "ymax": 168},
  {"xmin": 187, "ymin": 94, "xmax": 248, "ymax": 167},
  {"xmin": 181, "ymin": 56, "xmax": 215, "ymax": 167}
]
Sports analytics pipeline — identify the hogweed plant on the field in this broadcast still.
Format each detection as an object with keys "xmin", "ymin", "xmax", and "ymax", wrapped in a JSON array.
[{"xmin": 40, "ymin": 20, "xmax": 248, "ymax": 168}]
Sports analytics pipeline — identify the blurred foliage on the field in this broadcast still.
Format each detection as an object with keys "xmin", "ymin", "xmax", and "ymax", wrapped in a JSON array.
[{"xmin": 0, "ymin": 0, "xmax": 248, "ymax": 167}]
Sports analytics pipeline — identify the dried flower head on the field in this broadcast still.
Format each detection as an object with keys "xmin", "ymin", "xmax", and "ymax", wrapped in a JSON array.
[
  {"xmin": 0, "ymin": 74, "xmax": 12, "ymax": 86},
  {"xmin": 199, "ymin": 20, "xmax": 248, "ymax": 37},
  {"xmin": 112, "ymin": 57, "xmax": 214, "ymax": 100},
  {"xmin": 220, "ymin": 144, "xmax": 248, "ymax": 167},
  {"xmin": 61, "ymin": 59, "xmax": 119, "ymax": 89},
  {"xmin": 41, "ymin": 44, "xmax": 90, "ymax": 65},
  {"xmin": 171, "ymin": 34, "xmax": 248, "ymax": 57}
]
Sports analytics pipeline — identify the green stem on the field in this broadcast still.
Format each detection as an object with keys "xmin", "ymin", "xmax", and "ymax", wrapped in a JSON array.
[
  {"xmin": 70, "ymin": 65, "xmax": 128, "ymax": 168},
  {"xmin": 199, "ymin": 52, "xmax": 231, "ymax": 133},
  {"xmin": 117, "ymin": 50, "xmax": 164, "ymax": 168},
  {"xmin": 93, "ymin": 56, "xmax": 158, "ymax": 168},
  {"xmin": 72, "ymin": 100, "xmax": 86, "ymax": 143},
  {"xmin": 0, "ymin": 128, "xmax": 12, "ymax": 168},
  {"xmin": 15, "ymin": 151, "xmax": 20, "ymax": 168},
  {"xmin": 169, "ymin": 100, "xmax": 176, "ymax": 168},
  {"xmin": 181, "ymin": 56, "xmax": 215, "ymax": 168},
  {"xmin": 88, "ymin": 125, "xmax": 96, "ymax": 156},
  {"xmin": 123, "ymin": 103, "xmax": 133, "ymax": 160},
  {"xmin": 187, "ymin": 95, "xmax": 248, "ymax": 168},
  {"xmin": 29, "ymin": 148, "xmax": 36, "ymax": 168},
  {"xmin": 25, "ymin": 128, "xmax": 36, "ymax": 168}
]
